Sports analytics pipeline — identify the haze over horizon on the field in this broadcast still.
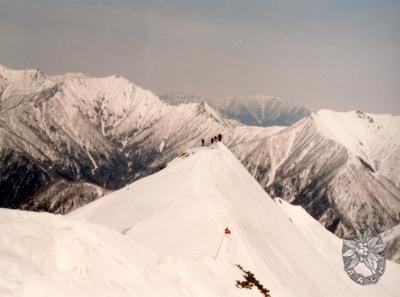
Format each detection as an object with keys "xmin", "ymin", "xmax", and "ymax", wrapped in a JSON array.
[{"xmin": 1, "ymin": 0, "xmax": 399, "ymax": 114}]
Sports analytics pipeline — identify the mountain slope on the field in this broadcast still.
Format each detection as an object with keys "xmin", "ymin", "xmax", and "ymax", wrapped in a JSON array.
[
  {"xmin": 313, "ymin": 110, "xmax": 400, "ymax": 187},
  {"xmin": 232, "ymin": 110, "xmax": 400, "ymax": 237},
  {"xmin": 160, "ymin": 91, "xmax": 310, "ymax": 126}
]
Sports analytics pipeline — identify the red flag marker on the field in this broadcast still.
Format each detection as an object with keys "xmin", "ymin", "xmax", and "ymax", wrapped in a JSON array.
[{"xmin": 215, "ymin": 227, "xmax": 231, "ymax": 259}]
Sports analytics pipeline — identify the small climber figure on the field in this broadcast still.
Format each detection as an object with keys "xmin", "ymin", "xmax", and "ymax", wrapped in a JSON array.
[
  {"xmin": 218, "ymin": 134, "xmax": 222, "ymax": 142},
  {"xmin": 201, "ymin": 138, "xmax": 205, "ymax": 146},
  {"xmin": 224, "ymin": 227, "xmax": 231, "ymax": 235},
  {"xmin": 214, "ymin": 136, "xmax": 218, "ymax": 142},
  {"xmin": 211, "ymin": 138, "xmax": 214, "ymax": 144}
]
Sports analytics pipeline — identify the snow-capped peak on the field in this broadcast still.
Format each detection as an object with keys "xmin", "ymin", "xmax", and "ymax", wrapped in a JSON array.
[
  {"xmin": 0, "ymin": 64, "xmax": 52, "ymax": 98},
  {"xmin": 313, "ymin": 109, "xmax": 400, "ymax": 170}
]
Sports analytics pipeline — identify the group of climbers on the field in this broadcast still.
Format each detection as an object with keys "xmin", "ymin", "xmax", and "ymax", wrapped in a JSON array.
[{"xmin": 201, "ymin": 134, "xmax": 222, "ymax": 146}]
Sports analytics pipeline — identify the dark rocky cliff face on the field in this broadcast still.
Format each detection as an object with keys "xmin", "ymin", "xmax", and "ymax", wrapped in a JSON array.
[
  {"xmin": 20, "ymin": 179, "xmax": 109, "ymax": 214},
  {"xmin": 0, "ymin": 149, "xmax": 50, "ymax": 208}
]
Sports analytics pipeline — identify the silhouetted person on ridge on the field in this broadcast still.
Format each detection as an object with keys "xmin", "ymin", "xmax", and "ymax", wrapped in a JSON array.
[
  {"xmin": 218, "ymin": 134, "xmax": 222, "ymax": 142},
  {"xmin": 201, "ymin": 139, "xmax": 205, "ymax": 146},
  {"xmin": 211, "ymin": 138, "xmax": 214, "ymax": 144}
]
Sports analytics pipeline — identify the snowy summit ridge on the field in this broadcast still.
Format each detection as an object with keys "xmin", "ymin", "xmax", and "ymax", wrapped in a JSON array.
[{"xmin": 2, "ymin": 143, "xmax": 399, "ymax": 297}]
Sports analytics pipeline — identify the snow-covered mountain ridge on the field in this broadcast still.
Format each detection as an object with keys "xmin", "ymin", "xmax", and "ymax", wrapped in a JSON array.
[
  {"xmin": 2, "ymin": 143, "xmax": 399, "ymax": 297},
  {"xmin": 314, "ymin": 109, "xmax": 400, "ymax": 186},
  {"xmin": 0, "ymin": 65, "xmax": 276, "ymax": 210},
  {"xmin": 1, "ymin": 65, "xmax": 399, "ymax": 242}
]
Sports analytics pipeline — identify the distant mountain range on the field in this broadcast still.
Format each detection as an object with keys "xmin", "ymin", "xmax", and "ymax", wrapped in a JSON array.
[
  {"xmin": 160, "ymin": 90, "xmax": 311, "ymax": 126},
  {"xmin": 1, "ymin": 65, "xmax": 399, "ymax": 242}
]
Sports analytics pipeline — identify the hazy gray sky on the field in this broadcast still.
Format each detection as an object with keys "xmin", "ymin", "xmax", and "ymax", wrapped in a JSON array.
[{"xmin": 1, "ymin": 0, "xmax": 399, "ymax": 113}]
